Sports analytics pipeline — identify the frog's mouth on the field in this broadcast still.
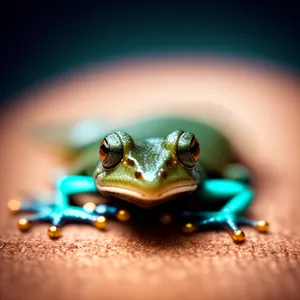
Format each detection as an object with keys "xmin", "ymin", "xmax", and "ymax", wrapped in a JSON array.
[{"xmin": 96, "ymin": 184, "xmax": 198, "ymax": 208}]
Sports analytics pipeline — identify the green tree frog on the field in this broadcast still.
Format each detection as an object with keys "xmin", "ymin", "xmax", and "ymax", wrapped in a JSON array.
[{"xmin": 8, "ymin": 117, "xmax": 269, "ymax": 243}]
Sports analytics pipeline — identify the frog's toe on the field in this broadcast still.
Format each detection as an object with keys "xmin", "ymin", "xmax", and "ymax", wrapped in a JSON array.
[
  {"xmin": 94, "ymin": 204, "xmax": 131, "ymax": 222},
  {"xmin": 256, "ymin": 220, "xmax": 270, "ymax": 233},
  {"xmin": 239, "ymin": 217, "xmax": 270, "ymax": 233},
  {"xmin": 159, "ymin": 213, "xmax": 173, "ymax": 225},
  {"xmin": 8, "ymin": 199, "xmax": 22, "ymax": 213},
  {"xmin": 83, "ymin": 202, "xmax": 97, "ymax": 213},
  {"xmin": 94, "ymin": 216, "xmax": 108, "ymax": 230},
  {"xmin": 221, "ymin": 217, "xmax": 247, "ymax": 243},
  {"xmin": 17, "ymin": 218, "xmax": 31, "ymax": 231},
  {"xmin": 115, "ymin": 209, "xmax": 131, "ymax": 222},
  {"xmin": 181, "ymin": 222, "xmax": 197, "ymax": 234},
  {"xmin": 47, "ymin": 225, "xmax": 62, "ymax": 239},
  {"xmin": 231, "ymin": 229, "xmax": 246, "ymax": 243}
]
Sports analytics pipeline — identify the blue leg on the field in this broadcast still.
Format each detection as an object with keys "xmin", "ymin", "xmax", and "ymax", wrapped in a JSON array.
[
  {"xmin": 8, "ymin": 176, "xmax": 129, "ymax": 238},
  {"xmin": 175, "ymin": 179, "xmax": 268, "ymax": 242}
]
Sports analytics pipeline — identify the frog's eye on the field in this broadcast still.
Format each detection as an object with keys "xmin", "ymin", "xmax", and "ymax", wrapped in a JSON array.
[
  {"xmin": 99, "ymin": 133, "xmax": 123, "ymax": 169},
  {"xmin": 177, "ymin": 133, "xmax": 200, "ymax": 169}
]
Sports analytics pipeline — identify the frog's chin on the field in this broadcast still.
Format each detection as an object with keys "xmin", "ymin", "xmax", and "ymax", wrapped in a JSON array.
[{"xmin": 96, "ymin": 184, "xmax": 198, "ymax": 208}]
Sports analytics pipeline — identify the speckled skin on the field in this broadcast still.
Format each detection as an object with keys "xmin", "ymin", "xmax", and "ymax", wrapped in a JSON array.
[{"xmin": 94, "ymin": 130, "xmax": 202, "ymax": 207}]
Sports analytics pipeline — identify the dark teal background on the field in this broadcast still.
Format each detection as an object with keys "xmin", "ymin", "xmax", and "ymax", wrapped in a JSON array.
[{"xmin": 1, "ymin": 2, "xmax": 299, "ymax": 108}]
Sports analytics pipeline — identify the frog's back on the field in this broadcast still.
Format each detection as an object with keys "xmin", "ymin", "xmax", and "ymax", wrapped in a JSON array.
[{"xmin": 68, "ymin": 117, "xmax": 233, "ymax": 176}]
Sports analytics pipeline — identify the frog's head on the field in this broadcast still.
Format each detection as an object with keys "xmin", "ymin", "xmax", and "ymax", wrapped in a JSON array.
[{"xmin": 94, "ymin": 130, "xmax": 202, "ymax": 208}]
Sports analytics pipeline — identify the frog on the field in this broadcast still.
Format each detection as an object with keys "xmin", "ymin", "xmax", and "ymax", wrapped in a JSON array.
[{"xmin": 8, "ymin": 116, "xmax": 269, "ymax": 243}]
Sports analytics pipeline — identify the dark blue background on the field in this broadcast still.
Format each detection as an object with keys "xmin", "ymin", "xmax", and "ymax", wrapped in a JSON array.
[{"xmin": 1, "ymin": 1, "xmax": 299, "ymax": 109}]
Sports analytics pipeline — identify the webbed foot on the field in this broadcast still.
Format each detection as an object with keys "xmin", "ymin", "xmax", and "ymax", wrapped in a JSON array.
[
  {"xmin": 183, "ymin": 212, "xmax": 269, "ymax": 243},
  {"xmin": 160, "ymin": 211, "xmax": 269, "ymax": 243},
  {"xmin": 8, "ymin": 198, "xmax": 131, "ymax": 239},
  {"xmin": 8, "ymin": 175, "xmax": 133, "ymax": 238}
]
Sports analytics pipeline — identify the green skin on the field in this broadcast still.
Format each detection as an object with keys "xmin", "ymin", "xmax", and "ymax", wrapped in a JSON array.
[
  {"xmin": 12, "ymin": 117, "xmax": 266, "ymax": 242},
  {"xmin": 95, "ymin": 130, "xmax": 202, "ymax": 208}
]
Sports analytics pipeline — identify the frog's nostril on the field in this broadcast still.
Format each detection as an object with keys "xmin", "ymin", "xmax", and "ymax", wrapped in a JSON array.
[
  {"xmin": 166, "ymin": 159, "xmax": 173, "ymax": 168},
  {"xmin": 135, "ymin": 171, "xmax": 143, "ymax": 179},
  {"xmin": 161, "ymin": 170, "xmax": 168, "ymax": 179},
  {"xmin": 126, "ymin": 158, "xmax": 135, "ymax": 166}
]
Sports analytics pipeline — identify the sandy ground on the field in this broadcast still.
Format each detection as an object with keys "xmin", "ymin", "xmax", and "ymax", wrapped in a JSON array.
[{"xmin": 0, "ymin": 57, "xmax": 300, "ymax": 300}]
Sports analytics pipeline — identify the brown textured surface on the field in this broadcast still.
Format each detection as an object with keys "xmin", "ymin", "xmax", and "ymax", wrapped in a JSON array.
[{"xmin": 1, "ymin": 58, "xmax": 300, "ymax": 300}]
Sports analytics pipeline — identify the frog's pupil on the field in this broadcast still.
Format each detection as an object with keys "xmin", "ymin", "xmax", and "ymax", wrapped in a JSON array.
[
  {"xmin": 100, "ymin": 140, "xmax": 109, "ymax": 154},
  {"xmin": 190, "ymin": 140, "xmax": 199, "ymax": 154}
]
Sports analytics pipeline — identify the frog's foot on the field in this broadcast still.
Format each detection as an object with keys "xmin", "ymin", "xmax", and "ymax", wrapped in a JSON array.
[
  {"xmin": 164, "ymin": 210, "xmax": 269, "ymax": 243},
  {"xmin": 8, "ymin": 199, "xmax": 130, "ymax": 239}
]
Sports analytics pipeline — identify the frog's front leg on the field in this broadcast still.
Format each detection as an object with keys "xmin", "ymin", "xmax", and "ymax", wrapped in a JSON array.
[
  {"xmin": 8, "ymin": 175, "xmax": 129, "ymax": 238},
  {"xmin": 176, "ymin": 180, "xmax": 269, "ymax": 243}
]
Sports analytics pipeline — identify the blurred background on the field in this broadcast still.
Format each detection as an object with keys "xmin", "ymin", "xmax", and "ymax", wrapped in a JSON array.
[
  {"xmin": 1, "ymin": 1, "xmax": 299, "ymax": 108},
  {"xmin": 1, "ymin": 2, "xmax": 300, "ymax": 300}
]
